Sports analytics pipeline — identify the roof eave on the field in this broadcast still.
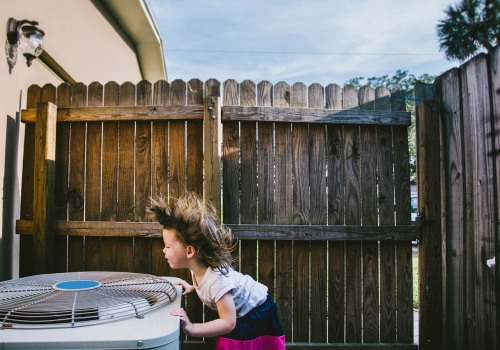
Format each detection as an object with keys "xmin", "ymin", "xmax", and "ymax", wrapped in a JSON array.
[{"xmin": 102, "ymin": 0, "xmax": 167, "ymax": 82}]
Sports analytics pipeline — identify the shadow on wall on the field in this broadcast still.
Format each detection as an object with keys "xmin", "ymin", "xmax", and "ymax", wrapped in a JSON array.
[{"xmin": 1, "ymin": 111, "xmax": 21, "ymax": 281}]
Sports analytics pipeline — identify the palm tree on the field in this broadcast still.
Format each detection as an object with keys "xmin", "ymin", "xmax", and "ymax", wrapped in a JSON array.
[{"xmin": 437, "ymin": 0, "xmax": 500, "ymax": 61}]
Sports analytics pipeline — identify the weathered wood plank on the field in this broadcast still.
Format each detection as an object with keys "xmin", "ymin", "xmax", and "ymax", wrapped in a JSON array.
[
  {"xmin": 222, "ymin": 79, "xmax": 240, "ymax": 225},
  {"xmin": 273, "ymin": 81, "xmax": 293, "ymax": 339},
  {"xmin": 67, "ymin": 82, "xmax": 86, "ymax": 272},
  {"xmin": 99, "ymin": 81, "xmax": 120, "ymax": 271},
  {"xmin": 326, "ymin": 83, "xmax": 342, "ymax": 110},
  {"xmin": 232, "ymin": 225, "xmax": 415, "ymax": 240},
  {"xmin": 36, "ymin": 84, "xmax": 57, "ymax": 272},
  {"xmin": 22, "ymin": 104, "xmax": 409, "ymax": 125},
  {"xmin": 167, "ymin": 80, "xmax": 186, "ymax": 200},
  {"xmin": 239, "ymin": 80, "xmax": 258, "ymax": 278},
  {"xmin": 17, "ymin": 220, "xmax": 416, "ymax": 240},
  {"xmin": 115, "ymin": 82, "xmax": 135, "ymax": 272},
  {"xmin": 378, "ymin": 89, "xmax": 397, "ymax": 343},
  {"xmin": 438, "ymin": 68, "xmax": 465, "ymax": 346},
  {"xmin": 166, "ymin": 79, "xmax": 189, "ymax": 284},
  {"xmin": 151, "ymin": 79, "xmax": 171, "ymax": 278},
  {"xmin": 415, "ymin": 83, "xmax": 442, "ymax": 350},
  {"xmin": 84, "ymin": 82, "xmax": 103, "ymax": 271},
  {"xmin": 32, "ymin": 102, "xmax": 57, "ymax": 274},
  {"xmin": 360, "ymin": 85, "xmax": 379, "ymax": 343},
  {"xmin": 134, "ymin": 80, "xmax": 153, "ymax": 273},
  {"xmin": 186, "ymin": 78, "xmax": 204, "ymax": 196},
  {"xmin": 487, "ymin": 44, "xmax": 500, "ymax": 350},
  {"xmin": 391, "ymin": 87, "xmax": 413, "ymax": 343},
  {"xmin": 291, "ymin": 82, "xmax": 310, "ymax": 342},
  {"xmin": 378, "ymin": 121, "xmax": 396, "ymax": 343},
  {"xmin": 461, "ymin": 54, "xmax": 496, "ymax": 350},
  {"xmin": 223, "ymin": 105, "xmax": 410, "ymax": 125},
  {"xmin": 53, "ymin": 83, "xmax": 71, "ymax": 272},
  {"xmin": 184, "ymin": 78, "xmax": 205, "ymax": 334},
  {"xmin": 21, "ymin": 105, "xmax": 203, "ymax": 123},
  {"xmin": 308, "ymin": 83, "xmax": 328, "ymax": 343},
  {"xmin": 16, "ymin": 220, "xmax": 161, "ymax": 236},
  {"xmin": 326, "ymin": 83, "xmax": 345, "ymax": 343},
  {"xmin": 343, "ymin": 85, "xmax": 362, "ymax": 343},
  {"xmin": 257, "ymin": 80, "xmax": 275, "ymax": 296},
  {"xmin": 19, "ymin": 85, "xmax": 39, "ymax": 276},
  {"xmin": 203, "ymin": 79, "xmax": 222, "ymax": 210}
]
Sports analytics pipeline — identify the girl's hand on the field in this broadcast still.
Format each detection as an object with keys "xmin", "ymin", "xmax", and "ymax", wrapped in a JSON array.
[
  {"xmin": 175, "ymin": 280, "xmax": 195, "ymax": 295},
  {"xmin": 170, "ymin": 307, "xmax": 195, "ymax": 336}
]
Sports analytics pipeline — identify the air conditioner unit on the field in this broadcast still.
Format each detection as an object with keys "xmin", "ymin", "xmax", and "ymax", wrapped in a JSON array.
[{"xmin": 0, "ymin": 271, "xmax": 182, "ymax": 349}]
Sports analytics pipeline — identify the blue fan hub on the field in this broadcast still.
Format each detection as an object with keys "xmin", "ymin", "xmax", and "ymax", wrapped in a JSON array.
[{"xmin": 52, "ymin": 280, "xmax": 101, "ymax": 291}]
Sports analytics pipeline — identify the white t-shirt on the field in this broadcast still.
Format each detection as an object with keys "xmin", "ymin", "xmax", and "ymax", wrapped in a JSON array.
[{"xmin": 192, "ymin": 267, "xmax": 268, "ymax": 317}]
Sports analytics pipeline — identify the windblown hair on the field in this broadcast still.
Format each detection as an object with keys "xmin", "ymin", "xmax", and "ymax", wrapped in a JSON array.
[{"xmin": 147, "ymin": 192, "xmax": 237, "ymax": 275}]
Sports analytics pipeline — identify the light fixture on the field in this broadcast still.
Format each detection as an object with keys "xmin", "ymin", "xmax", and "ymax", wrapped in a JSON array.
[{"xmin": 5, "ymin": 17, "xmax": 45, "ymax": 72}]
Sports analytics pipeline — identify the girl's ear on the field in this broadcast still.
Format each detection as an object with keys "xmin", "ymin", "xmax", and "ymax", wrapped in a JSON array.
[{"xmin": 186, "ymin": 245, "xmax": 196, "ymax": 258}]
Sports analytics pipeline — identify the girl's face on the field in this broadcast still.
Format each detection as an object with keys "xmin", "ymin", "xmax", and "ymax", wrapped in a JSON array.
[{"xmin": 162, "ymin": 228, "xmax": 191, "ymax": 269}]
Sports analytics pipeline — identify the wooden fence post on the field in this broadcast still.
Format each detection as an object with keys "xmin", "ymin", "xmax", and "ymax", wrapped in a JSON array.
[
  {"xmin": 204, "ymin": 90, "xmax": 222, "ymax": 213},
  {"xmin": 415, "ymin": 84, "xmax": 443, "ymax": 349},
  {"xmin": 32, "ymin": 101, "xmax": 57, "ymax": 274}
]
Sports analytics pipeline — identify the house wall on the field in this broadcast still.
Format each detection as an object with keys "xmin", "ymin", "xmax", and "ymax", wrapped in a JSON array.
[{"xmin": 0, "ymin": 0, "xmax": 144, "ymax": 280}]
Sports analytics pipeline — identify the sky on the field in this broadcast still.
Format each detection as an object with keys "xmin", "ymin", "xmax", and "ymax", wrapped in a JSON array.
[{"xmin": 149, "ymin": 0, "xmax": 459, "ymax": 86}]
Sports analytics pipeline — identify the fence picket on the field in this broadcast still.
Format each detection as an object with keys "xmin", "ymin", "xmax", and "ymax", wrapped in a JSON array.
[
  {"xmin": 151, "ymin": 79, "xmax": 171, "ymax": 278},
  {"xmin": 436, "ymin": 69, "xmax": 463, "ymax": 348},
  {"xmin": 185, "ymin": 78, "xmax": 205, "ymax": 334},
  {"xmin": 52, "ymin": 83, "xmax": 71, "ymax": 272},
  {"xmin": 134, "ymin": 80, "xmax": 152, "ymax": 273},
  {"xmin": 257, "ymin": 80, "xmax": 275, "ymax": 296},
  {"xmin": 66, "ymin": 83, "xmax": 86, "ymax": 272},
  {"xmin": 392, "ymin": 87, "xmax": 414, "ymax": 343},
  {"xmin": 239, "ymin": 80, "xmax": 258, "ymax": 279},
  {"xmin": 343, "ymin": 84, "xmax": 362, "ymax": 342},
  {"xmin": 360, "ymin": 85, "xmax": 379, "ymax": 343},
  {"xmin": 222, "ymin": 79, "xmax": 240, "ymax": 226},
  {"xmin": 100, "ymin": 81, "xmax": 120, "ymax": 271},
  {"xmin": 186, "ymin": 78, "xmax": 204, "ymax": 196},
  {"xmin": 84, "ymin": 82, "xmax": 103, "ymax": 271},
  {"xmin": 326, "ymin": 83, "xmax": 346, "ymax": 343},
  {"xmin": 461, "ymin": 54, "xmax": 495, "ymax": 349},
  {"xmin": 487, "ymin": 45, "xmax": 500, "ymax": 350},
  {"xmin": 273, "ymin": 81, "xmax": 294, "ymax": 339},
  {"xmin": 115, "ymin": 82, "xmax": 135, "ymax": 271},
  {"xmin": 291, "ymin": 82, "xmax": 310, "ymax": 342},
  {"xmin": 167, "ymin": 80, "xmax": 188, "ymax": 285},
  {"xmin": 308, "ymin": 83, "xmax": 328, "ymax": 342}
]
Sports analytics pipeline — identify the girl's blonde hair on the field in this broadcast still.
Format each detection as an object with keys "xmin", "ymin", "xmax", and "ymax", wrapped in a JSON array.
[{"xmin": 147, "ymin": 192, "xmax": 236, "ymax": 275}]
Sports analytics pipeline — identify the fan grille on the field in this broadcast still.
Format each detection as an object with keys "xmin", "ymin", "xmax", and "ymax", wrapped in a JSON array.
[{"xmin": 0, "ymin": 272, "xmax": 177, "ymax": 329}]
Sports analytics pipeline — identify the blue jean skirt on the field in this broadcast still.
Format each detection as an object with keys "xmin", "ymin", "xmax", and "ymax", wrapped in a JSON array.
[{"xmin": 215, "ymin": 294, "xmax": 285, "ymax": 350}]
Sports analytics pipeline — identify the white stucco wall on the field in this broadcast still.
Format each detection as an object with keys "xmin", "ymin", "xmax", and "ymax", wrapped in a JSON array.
[{"xmin": 0, "ymin": 0, "xmax": 147, "ymax": 280}]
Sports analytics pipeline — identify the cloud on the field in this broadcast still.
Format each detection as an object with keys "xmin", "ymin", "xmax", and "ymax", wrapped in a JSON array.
[{"xmin": 150, "ymin": 0, "xmax": 456, "ymax": 85}]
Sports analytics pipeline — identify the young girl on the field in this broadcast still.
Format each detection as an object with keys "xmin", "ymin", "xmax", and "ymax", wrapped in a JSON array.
[{"xmin": 147, "ymin": 192, "xmax": 285, "ymax": 349}]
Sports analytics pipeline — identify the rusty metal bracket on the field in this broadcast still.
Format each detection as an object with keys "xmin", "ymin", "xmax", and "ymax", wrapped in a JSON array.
[
  {"xmin": 415, "ymin": 212, "xmax": 423, "ymax": 241},
  {"xmin": 208, "ymin": 97, "xmax": 215, "ymax": 119}
]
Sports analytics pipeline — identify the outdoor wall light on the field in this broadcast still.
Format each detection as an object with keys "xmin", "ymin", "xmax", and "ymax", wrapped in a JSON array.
[{"xmin": 5, "ymin": 17, "xmax": 45, "ymax": 72}]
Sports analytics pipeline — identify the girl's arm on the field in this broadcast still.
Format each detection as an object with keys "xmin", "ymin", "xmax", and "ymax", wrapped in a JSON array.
[{"xmin": 171, "ymin": 292, "xmax": 236, "ymax": 338}]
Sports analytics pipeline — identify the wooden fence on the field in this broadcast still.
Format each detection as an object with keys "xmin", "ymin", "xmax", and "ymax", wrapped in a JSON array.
[
  {"xmin": 17, "ymin": 79, "xmax": 416, "ymax": 349},
  {"xmin": 415, "ymin": 45, "xmax": 499, "ymax": 350}
]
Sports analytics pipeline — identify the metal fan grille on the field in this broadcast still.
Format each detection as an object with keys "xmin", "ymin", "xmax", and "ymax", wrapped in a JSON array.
[{"xmin": 0, "ymin": 272, "xmax": 177, "ymax": 329}]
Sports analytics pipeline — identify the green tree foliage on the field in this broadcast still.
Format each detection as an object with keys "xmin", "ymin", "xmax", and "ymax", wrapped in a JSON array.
[
  {"xmin": 344, "ymin": 70, "xmax": 435, "ymax": 185},
  {"xmin": 437, "ymin": 0, "xmax": 500, "ymax": 61}
]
